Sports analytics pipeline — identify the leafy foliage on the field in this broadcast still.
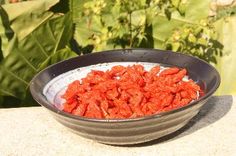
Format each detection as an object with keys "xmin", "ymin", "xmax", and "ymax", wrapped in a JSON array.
[
  {"xmin": 0, "ymin": 13, "xmax": 74, "ymax": 98},
  {"xmin": 0, "ymin": 0, "xmax": 59, "ymax": 56},
  {"xmin": 214, "ymin": 14, "xmax": 236, "ymax": 95},
  {"xmin": 71, "ymin": 0, "xmax": 195, "ymax": 52},
  {"xmin": 0, "ymin": 0, "xmax": 235, "ymax": 107},
  {"xmin": 70, "ymin": 0, "xmax": 222, "ymax": 64},
  {"xmin": 165, "ymin": 20, "xmax": 223, "ymax": 63}
]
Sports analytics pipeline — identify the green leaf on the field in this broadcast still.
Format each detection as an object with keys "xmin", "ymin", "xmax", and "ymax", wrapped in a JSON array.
[
  {"xmin": 171, "ymin": 0, "xmax": 180, "ymax": 8},
  {"xmin": 70, "ymin": 0, "xmax": 114, "ymax": 49},
  {"xmin": 197, "ymin": 37, "xmax": 207, "ymax": 46},
  {"xmin": 131, "ymin": 10, "xmax": 146, "ymax": 27},
  {"xmin": 70, "ymin": 0, "xmax": 217, "ymax": 55},
  {"xmin": 0, "ymin": 13, "xmax": 73, "ymax": 99},
  {"xmin": 188, "ymin": 33, "xmax": 196, "ymax": 43},
  {"xmin": 38, "ymin": 47, "xmax": 77, "ymax": 70},
  {"xmin": 0, "ymin": 0, "xmax": 59, "ymax": 57},
  {"xmin": 171, "ymin": 42, "xmax": 181, "ymax": 51},
  {"xmin": 19, "ymin": 47, "xmax": 77, "ymax": 107},
  {"xmin": 152, "ymin": 0, "xmax": 212, "ymax": 48},
  {"xmin": 0, "ymin": 6, "xmax": 14, "ymax": 57},
  {"xmin": 178, "ymin": 1, "xmax": 187, "ymax": 15},
  {"xmin": 74, "ymin": 15, "xmax": 104, "ymax": 47},
  {"xmin": 69, "ymin": 0, "xmax": 88, "ymax": 22},
  {"xmin": 214, "ymin": 15, "xmax": 236, "ymax": 95}
]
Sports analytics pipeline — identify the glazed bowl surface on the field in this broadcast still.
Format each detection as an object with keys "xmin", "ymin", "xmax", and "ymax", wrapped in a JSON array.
[{"xmin": 30, "ymin": 49, "xmax": 220, "ymax": 145}]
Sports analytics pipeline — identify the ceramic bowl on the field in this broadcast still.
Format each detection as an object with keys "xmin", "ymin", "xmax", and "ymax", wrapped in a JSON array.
[{"xmin": 30, "ymin": 49, "xmax": 220, "ymax": 145}]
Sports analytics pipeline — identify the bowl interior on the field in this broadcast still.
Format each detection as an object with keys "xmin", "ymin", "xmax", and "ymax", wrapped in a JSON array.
[
  {"xmin": 30, "ymin": 49, "xmax": 220, "ymax": 121},
  {"xmin": 43, "ymin": 62, "xmax": 205, "ymax": 111}
]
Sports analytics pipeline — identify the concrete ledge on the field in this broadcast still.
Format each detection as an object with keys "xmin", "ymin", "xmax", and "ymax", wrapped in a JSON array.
[{"xmin": 0, "ymin": 96, "xmax": 236, "ymax": 156}]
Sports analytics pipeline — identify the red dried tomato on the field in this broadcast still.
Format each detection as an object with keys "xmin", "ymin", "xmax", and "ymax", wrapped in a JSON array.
[{"xmin": 62, "ymin": 64, "xmax": 203, "ymax": 119}]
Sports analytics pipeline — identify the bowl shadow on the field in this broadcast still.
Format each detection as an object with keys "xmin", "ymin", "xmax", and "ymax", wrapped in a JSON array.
[{"xmin": 119, "ymin": 95, "xmax": 233, "ymax": 147}]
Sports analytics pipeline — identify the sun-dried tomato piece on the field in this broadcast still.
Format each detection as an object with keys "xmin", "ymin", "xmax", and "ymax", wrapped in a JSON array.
[
  {"xmin": 172, "ymin": 93, "xmax": 181, "ymax": 106},
  {"xmin": 159, "ymin": 67, "xmax": 179, "ymax": 76},
  {"xmin": 133, "ymin": 64, "xmax": 145, "ymax": 75},
  {"xmin": 172, "ymin": 69, "xmax": 187, "ymax": 83},
  {"xmin": 180, "ymin": 91, "xmax": 189, "ymax": 98},
  {"xmin": 106, "ymin": 88, "xmax": 119, "ymax": 100},
  {"xmin": 127, "ymin": 88, "xmax": 143, "ymax": 106},
  {"xmin": 120, "ymin": 90, "xmax": 130, "ymax": 101},
  {"xmin": 63, "ymin": 101, "xmax": 77, "ymax": 113},
  {"xmin": 161, "ymin": 94, "xmax": 174, "ymax": 107},
  {"xmin": 150, "ymin": 66, "xmax": 160, "ymax": 75},
  {"xmin": 179, "ymin": 98, "xmax": 192, "ymax": 107},
  {"xmin": 85, "ymin": 102, "xmax": 103, "ymax": 119},
  {"xmin": 119, "ymin": 104, "xmax": 132, "ymax": 118},
  {"xmin": 62, "ymin": 80, "xmax": 81, "ymax": 100},
  {"xmin": 109, "ymin": 65, "xmax": 126, "ymax": 77},
  {"xmin": 131, "ymin": 107, "xmax": 144, "ymax": 118},
  {"xmin": 187, "ymin": 89, "xmax": 198, "ymax": 99},
  {"xmin": 72, "ymin": 103, "xmax": 87, "ymax": 116}
]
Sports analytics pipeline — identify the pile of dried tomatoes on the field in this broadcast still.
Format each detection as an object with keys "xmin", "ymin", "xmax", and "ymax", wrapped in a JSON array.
[{"xmin": 62, "ymin": 64, "xmax": 203, "ymax": 119}]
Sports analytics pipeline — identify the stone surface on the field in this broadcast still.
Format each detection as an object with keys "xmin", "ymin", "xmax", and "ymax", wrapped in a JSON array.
[{"xmin": 0, "ymin": 96, "xmax": 236, "ymax": 156}]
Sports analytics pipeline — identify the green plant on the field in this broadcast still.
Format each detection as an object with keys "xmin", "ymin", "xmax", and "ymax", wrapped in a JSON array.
[
  {"xmin": 0, "ymin": 0, "xmax": 76, "ymax": 106},
  {"xmin": 0, "ymin": 0, "xmax": 234, "ymax": 107},
  {"xmin": 165, "ymin": 20, "xmax": 223, "ymax": 64},
  {"xmin": 70, "ymin": 0, "xmax": 223, "ymax": 63},
  {"xmin": 213, "ymin": 2, "xmax": 236, "ymax": 95}
]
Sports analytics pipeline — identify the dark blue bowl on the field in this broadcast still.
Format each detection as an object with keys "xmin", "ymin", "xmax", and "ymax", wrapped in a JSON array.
[{"xmin": 30, "ymin": 49, "xmax": 220, "ymax": 145}]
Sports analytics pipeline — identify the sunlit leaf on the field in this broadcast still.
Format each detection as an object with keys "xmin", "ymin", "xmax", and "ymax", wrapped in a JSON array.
[
  {"xmin": 214, "ymin": 15, "xmax": 236, "ymax": 95},
  {"xmin": 0, "ymin": 13, "xmax": 74, "ymax": 99},
  {"xmin": 0, "ymin": 0, "xmax": 59, "ymax": 57}
]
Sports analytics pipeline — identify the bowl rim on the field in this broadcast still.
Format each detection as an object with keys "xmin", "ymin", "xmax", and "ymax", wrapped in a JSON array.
[{"xmin": 30, "ymin": 48, "xmax": 221, "ymax": 123}]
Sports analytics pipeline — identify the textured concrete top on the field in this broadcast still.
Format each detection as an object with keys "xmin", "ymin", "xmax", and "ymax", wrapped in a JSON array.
[{"xmin": 0, "ymin": 96, "xmax": 235, "ymax": 156}]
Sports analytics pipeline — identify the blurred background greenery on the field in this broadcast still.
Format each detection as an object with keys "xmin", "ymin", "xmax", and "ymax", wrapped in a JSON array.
[{"xmin": 0, "ymin": 0, "xmax": 235, "ymax": 107}]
